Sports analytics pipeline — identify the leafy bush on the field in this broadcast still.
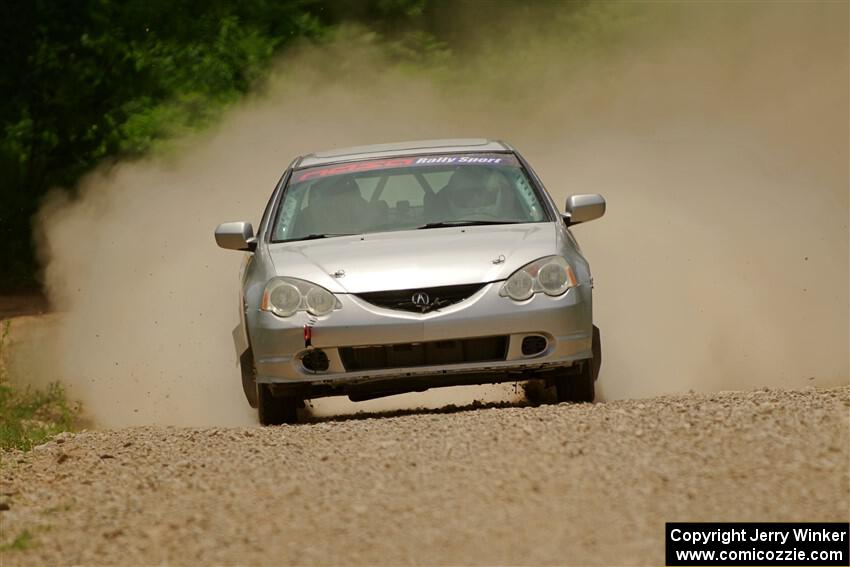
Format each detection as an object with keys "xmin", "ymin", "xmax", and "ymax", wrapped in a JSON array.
[{"xmin": 0, "ymin": 321, "xmax": 77, "ymax": 451}]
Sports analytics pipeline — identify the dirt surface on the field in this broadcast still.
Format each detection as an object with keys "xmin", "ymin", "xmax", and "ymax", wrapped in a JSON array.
[{"xmin": 1, "ymin": 387, "xmax": 847, "ymax": 566}]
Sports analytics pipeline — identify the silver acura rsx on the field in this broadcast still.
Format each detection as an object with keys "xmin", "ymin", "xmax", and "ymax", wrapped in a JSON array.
[{"xmin": 215, "ymin": 139, "xmax": 605, "ymax": 425}]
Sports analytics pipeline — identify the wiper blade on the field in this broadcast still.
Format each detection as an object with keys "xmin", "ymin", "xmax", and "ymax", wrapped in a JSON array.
[
  {"xmin": 285, "ymin": 233, "xmax": 356, "ymax": 242},
  {"xmin": 416, "ymin": 220, "xmax": 521, "ymax": 230}
]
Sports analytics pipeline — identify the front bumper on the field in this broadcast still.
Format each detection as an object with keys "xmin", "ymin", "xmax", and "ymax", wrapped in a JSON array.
[{"xmin": 247, "ymin": 282, "xmax": 593, "ymax": 389}]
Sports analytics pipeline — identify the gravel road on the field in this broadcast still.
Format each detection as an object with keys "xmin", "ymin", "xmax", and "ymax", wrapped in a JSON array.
[{"xmin": 1, "ymin": 386, "xmax": 848, "ymax": 566}]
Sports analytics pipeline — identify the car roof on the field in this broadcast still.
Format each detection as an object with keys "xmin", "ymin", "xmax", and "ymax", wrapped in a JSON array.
[{"xmin": 295, "ymin": 138, "xmax": 514, "ymax": 168}]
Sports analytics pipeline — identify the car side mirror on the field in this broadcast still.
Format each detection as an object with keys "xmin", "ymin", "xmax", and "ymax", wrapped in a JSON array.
[
  {"xmin": 564, "ymin": 194, "xmax": 606, "ymax": 226},
  {"xmin": 215, "ymin": 221, "xmax": 257, "ymax": 252}
]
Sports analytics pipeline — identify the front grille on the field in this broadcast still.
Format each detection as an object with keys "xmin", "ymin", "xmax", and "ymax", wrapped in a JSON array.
[
  {"xmin": 355, "ymin": 283, "xmax": 485, "ymax": 313},
  {"xmin": 339, "ymin": 336, "xmax": 508, "ymax": 372}
]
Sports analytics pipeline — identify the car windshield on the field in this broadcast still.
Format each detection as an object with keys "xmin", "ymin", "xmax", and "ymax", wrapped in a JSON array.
[{"xmin": 271, "ymin": 153, "xmax": 550, "ymax": 242}]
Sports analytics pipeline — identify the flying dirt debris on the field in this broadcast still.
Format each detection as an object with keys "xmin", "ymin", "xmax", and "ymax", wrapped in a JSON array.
[{"xmin": 10, "ymin": 2, "xmax": 843, "ymax": 427}]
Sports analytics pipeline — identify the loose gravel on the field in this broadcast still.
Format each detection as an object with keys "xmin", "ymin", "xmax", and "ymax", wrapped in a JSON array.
[{"xmin": 1, "ymin": 386, "xmax": 847, "ymax": 566}]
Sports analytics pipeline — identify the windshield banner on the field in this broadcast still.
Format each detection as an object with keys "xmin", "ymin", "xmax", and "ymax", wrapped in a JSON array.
[{"xmin": 294, "ymin": 153, "xmax": 520, "ymax": 182}]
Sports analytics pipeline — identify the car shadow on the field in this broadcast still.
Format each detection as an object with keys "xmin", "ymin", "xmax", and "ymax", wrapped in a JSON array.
[{"xmin": 298, "ymin": 381, "xmax": 559, "ymax": 424}]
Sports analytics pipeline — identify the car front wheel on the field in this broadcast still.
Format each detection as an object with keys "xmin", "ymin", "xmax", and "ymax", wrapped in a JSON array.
[
  {"xmin": 555, "ymin": 325, "xmax": 601, "ymax": 403},
  {"xmin": 257, "ymin": 384, "xmax": 299, "ymax": 425}
]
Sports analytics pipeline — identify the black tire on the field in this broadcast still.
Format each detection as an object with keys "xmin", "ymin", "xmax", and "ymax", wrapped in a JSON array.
[
  {"xmin": 555, "ymin": 325, "xmax": 601, "ymax": 403},
  {"xmin": 257, "ymin": 383, "xmax": 299, "ymax": 425},
  {"xmin": 590, "ymin": 324, "xmax": 601, "ymax": 382},
  {"xmin": 240, "ymin": 348, "xmax": 258, "ymax": 408},
  {"xmin": 555, "ymin": 363, "xmax": 594, "ymax": 403}
]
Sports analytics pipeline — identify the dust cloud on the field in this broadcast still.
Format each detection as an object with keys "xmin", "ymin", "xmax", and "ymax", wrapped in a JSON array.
[{"xmin": 10, "ymin": 2, "xmax": 848, "ymax": 426}]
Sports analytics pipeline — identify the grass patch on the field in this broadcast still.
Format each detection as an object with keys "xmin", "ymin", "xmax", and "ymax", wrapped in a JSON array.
[
  {"xmin": 0, "ymin": 529, "xmax": 34, "ymax": 551},
  {"xmin": 0, "ymin": 320, "xmax": 78, "ymax": 451}
]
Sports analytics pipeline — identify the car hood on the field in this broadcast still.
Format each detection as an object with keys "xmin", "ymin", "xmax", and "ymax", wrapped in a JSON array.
[{"xmin": 266, "ymin": 222, "xmax": 558, "ymax": 293}]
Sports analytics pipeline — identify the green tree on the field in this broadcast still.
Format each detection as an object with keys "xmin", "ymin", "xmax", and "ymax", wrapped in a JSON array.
[{"xmin": 0, "ymin": 0, "xmax": 328, "ymax": 289}]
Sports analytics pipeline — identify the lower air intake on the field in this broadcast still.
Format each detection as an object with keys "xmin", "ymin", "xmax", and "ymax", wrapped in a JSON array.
[{"xmin": 339, "ymin": 336, "xmax": 508, "ymax": 372}]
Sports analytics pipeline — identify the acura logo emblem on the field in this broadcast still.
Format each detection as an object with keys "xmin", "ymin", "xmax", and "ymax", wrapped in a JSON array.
[{"xmin": 411, "ymin": 292, "xmax": 430, "ymax": 306}]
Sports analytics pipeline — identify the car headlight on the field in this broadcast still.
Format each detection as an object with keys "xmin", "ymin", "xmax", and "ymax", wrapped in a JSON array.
[
  {"xmin": 304, "ymin": 286, "xmax": 336, "ymax": 316},
  {"xmin": 261, "ymin": 278, "xmax": 341, "ymax": 317},
  {"xmin": 500, "ymin": 256, "xmax": 577, "ymax": 301}
]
